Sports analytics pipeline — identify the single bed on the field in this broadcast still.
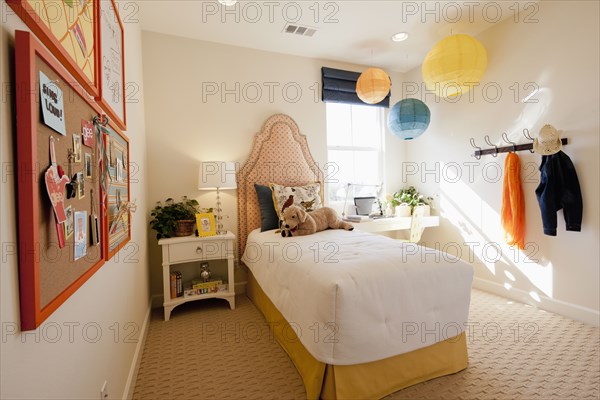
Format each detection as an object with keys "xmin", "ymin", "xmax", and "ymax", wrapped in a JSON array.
[{"xmin": 237, "ymin": 114, "xmax": 474, "ymax": 399}]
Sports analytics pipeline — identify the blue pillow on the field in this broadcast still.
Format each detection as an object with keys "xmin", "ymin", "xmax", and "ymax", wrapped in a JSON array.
[{"xmin": 254, "ymin": 184, "xmax": 279, "ymax": 232}]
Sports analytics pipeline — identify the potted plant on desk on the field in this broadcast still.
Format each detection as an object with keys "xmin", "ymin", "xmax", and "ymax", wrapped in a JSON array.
[
  {"xmin": 150, "ymin": 196, "xmax": 202, "ymax": 239},
  {"xmin": 390, "ymin": 187, "xmax": 433, "ymax": 217}
]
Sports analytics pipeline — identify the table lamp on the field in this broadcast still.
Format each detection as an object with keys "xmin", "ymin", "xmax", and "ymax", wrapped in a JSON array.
[{"xmin": 198, "ymin": 161, "xmax": 237, "ymax": 235}]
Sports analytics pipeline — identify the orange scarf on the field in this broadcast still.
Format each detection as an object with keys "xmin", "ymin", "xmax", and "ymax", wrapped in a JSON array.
[{"xmin": 501, "ymin": 152, "xmax": 525, "ymax": 250}]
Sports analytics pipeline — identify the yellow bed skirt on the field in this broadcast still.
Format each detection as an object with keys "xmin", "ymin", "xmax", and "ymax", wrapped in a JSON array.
[{"xmin": 246, "ymin": 272, "xmax": 468, "ymax": 400}]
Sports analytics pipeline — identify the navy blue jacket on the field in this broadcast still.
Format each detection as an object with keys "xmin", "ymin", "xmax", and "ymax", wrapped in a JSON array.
[{"xmin": 535, "ymin": 151, "xmax": 582, "ymax": 236}]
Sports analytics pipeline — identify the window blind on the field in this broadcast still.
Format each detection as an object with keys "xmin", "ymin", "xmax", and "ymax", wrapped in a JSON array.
[{"xmin": 321, "ymin": 67, "xmax": 390, "ymax": 108}]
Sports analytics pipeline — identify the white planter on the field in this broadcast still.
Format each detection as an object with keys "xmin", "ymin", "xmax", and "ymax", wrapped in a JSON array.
[
  {"xmin": 414, "ymin": 205, "xmax": 431, "ymax": 216},
  {"xmin": 385, "ymin": 204, "xmax": 393, "ymax": 217},
  {"xmin": 395, "ymin": 205, "xmax": 411, "ymax": 217}
]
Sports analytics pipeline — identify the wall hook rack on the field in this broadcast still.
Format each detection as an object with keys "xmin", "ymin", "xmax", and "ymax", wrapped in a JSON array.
[{"xmin": 471, "ymin": 129, "xmax": 569, "ymax": 158}]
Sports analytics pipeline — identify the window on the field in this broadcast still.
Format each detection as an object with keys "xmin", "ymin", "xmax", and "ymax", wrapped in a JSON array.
[{"xmin": 325, "ymin": 103, "xmax": 385, "ymax": 210}]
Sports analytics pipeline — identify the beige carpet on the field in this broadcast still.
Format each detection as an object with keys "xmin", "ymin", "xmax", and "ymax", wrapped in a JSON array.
[{"xmin": 133, "ymin": 289, "xmax": 600, "ymax": 399}]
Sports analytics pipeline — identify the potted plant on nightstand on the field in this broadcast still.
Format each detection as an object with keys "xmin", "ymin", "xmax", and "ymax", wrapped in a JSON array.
[
  {"xmin": 150, "ymin": 196, "xmax": 201, "ymax": 239},
  {"xmin": 390, "ymin": 186, "xmax": 433, "ymax": 216}
]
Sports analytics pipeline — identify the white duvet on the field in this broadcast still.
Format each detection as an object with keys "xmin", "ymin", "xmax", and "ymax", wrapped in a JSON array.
[{"xmin": 242, "ymin": 229, "xmax": 474, "ymax": 365}]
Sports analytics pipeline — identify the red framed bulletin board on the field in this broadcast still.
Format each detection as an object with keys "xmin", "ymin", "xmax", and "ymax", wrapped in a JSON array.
[
  {"xmin": 15, "ymin": 30, "xmax": 106, "ymax": 330},
  {"xmin": 99, "ymin": 119, "xmax": 131, "ymax": 260},
  {"xmin": 96, "ymin": 0, "xmax": 127, "ymax": 130},
  {"xmin": 8, "ymin": 0, "xmax": 127, "ymax": 130},
  {"xmin": 7, "ymin": 0, "xmax": 100, "ymax": 97}
]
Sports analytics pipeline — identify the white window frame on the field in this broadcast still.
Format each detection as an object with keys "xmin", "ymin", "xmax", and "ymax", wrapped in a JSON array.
[{"xmin": 325, "ymin": 103, "xmax": 386, "ymax": 212}]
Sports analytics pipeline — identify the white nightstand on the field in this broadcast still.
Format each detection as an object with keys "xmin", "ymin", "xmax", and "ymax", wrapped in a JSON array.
[{"xmin": 158, "ymin": 232, "xmax": 235, "ymax": 321}]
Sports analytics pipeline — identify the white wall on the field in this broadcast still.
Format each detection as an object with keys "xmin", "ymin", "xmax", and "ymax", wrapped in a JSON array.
[
  {"xmin": 402, "ymin": 1, "xmax": 599, "ymax": 324},
  {"xmin": 141, "ymin": 30, "xmax": 406, "ymax": 297},
  {"xmin": 0, "ymin": 1, "xmax": 150, "ymax": 398}
]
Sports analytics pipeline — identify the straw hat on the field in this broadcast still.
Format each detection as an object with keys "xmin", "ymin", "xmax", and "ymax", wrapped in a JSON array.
[{"xmin": 533, "ymin": 124, "xmax": 562, "ymax": 155}]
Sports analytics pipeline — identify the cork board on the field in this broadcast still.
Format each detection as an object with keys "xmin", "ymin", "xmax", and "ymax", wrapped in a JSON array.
[
  {"xmin": 15, "ymin": 31, "xmax": 105, "ymax": 330},
  {"xmin": 101, "ymin": 121, "xmax": 130, "ymax": 259}
]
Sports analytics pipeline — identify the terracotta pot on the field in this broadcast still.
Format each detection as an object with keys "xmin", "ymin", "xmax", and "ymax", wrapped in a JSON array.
[{"xmin": 174, "ymin": 220, "xmax": 196, "ymax": 237}]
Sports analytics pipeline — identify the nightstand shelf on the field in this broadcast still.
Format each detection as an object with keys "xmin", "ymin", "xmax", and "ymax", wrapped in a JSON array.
[{"xmin": 159, "ymin": 232, "xmax": 235, "ymax": 321}]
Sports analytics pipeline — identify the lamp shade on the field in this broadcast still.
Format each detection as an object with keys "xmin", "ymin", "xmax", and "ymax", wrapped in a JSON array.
[
  {"xmin": 422, "ymin": 34, "xmax": 488, "ymax": 98},
  {"xmin": 387, "ymin": 98, "xmax": 430, "ymax": 140},
  {"xmin": 356, "ymin": 68, "xmax": 391, "ymax": 104},
  {"xmin": 198, "ymin": 161, "xmax": 237, "ymax": 190}
]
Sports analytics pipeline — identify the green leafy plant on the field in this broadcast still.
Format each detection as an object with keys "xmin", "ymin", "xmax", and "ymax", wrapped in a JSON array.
[
  {"xmin": 150, "ymin": 196, "xmax": 204, "ymax": 239},
  {"xmin": 389, "ymin": 186, "xmax": 433, "ymax": 213}
]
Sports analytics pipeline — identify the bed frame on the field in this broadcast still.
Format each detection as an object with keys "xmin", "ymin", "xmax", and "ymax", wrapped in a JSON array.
[{"xmin": 237, "ymin": 114, "xmax": 468, "ymax": 399}]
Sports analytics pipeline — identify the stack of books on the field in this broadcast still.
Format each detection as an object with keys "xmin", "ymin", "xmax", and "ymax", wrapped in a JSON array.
[
  {"xmin": 170, "ymin": 271, "xmax": 183, "ymax": 299},
  {"xmin": 184, "ymin": 280, "xmax": 223, "ymax": 297}
]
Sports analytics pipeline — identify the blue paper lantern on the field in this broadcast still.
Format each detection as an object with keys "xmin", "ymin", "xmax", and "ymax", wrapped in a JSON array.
[{"xmin": 387, "ymin": 98, "xmax": 431, "ymax": 140}]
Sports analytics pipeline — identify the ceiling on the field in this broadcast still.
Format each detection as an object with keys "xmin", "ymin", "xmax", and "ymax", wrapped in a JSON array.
[{"xmin": 139, "ymin": 1, "xmax": 529, "ymax": 73}]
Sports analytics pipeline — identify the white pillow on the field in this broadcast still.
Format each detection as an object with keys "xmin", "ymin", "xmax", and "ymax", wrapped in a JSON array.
[{"xmin": 270, "ymin": 182, "xmax": 323, "ymax": 219}]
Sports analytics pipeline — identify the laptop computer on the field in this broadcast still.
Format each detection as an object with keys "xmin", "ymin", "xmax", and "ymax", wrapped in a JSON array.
[{"xmin": 354, "ymin": 197, "xmax": 383, "ymax": 216}]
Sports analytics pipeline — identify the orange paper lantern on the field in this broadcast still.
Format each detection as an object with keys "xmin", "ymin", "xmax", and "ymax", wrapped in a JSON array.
[{"xmin": 356, "ymin": 68, "xmax": 391, "ymax": 104}]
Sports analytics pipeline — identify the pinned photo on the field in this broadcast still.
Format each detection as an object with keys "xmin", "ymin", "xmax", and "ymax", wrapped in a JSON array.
[
  {"xmin": 116, "ymin": 157, "xmax": 122, "ymax": 182},
  {"xmin": 74, "ymin": 211, "xmax": 87, "ymax": 260},
  {"xmin": 85, "ymin": 153, "xmax": 92, "ymax": 178},
  {"xmin": 63, "ymin": 206, "xmax": 74, "ymax": 239},
  {"xmin": 77, "ymin": 172, "xmax": 85, "ymax": 199},
  {"xmin": 73, "ymin": 134, "xmax": 82, "ymax": 163}
]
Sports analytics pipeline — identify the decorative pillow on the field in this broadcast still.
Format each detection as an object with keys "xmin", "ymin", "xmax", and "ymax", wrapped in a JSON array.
[
  {"xmin": 254, "ymin": 184, "xmax": 280, "ymax": 232},
  {"xmin": 270, "ymin": 182, "xmax": 323, "ymax": 220}
]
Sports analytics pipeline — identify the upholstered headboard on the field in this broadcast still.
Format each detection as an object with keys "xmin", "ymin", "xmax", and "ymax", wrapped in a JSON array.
[{"xmin": 237, "ymin": 114, "xmax": 323, "ymax": 258}]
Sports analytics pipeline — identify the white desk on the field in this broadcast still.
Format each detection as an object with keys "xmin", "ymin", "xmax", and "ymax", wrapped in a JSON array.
[{"xmin": 350, "ymin": 216, "xmax": 440, "ymax": 233}]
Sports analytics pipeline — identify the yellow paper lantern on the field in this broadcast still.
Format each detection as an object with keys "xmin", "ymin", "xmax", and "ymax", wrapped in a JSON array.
[
  {"xmin": 422, "ymin": 34, "xmax": 488, "ymax": 98},
  {"xmin": 356, "ymin": 68, "xmax": 391, "ymax": 104}
]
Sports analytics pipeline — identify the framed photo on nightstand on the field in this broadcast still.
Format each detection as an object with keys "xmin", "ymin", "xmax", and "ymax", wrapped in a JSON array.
[{"xmin": 196, "ymin": 212, "xmax": 216, "ymax": 237}]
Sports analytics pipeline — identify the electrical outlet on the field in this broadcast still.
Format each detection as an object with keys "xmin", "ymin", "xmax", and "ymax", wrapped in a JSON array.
[{"xmin": 100, "ymin": 381, "xmax": 108, "ymax": 400}]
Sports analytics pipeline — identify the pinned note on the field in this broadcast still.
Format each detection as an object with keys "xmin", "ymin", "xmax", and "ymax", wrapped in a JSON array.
[{"xmin": 39, "ymin": 71, "xmax": 66, "ymax": 135}]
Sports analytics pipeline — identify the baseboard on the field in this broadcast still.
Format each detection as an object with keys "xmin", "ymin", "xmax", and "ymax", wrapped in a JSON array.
[
  {"xmin": 473, "ymin": 277, "xmax": 600, "ymax": 327},
  {"xmin": 122, "ymin": 297, "xmax": 153, "ymax": 400}
]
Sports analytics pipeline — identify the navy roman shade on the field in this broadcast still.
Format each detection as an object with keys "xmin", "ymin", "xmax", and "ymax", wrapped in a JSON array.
[{"xmin": 321, "ymin": 67, "xmax": 390, "ymax": 108}]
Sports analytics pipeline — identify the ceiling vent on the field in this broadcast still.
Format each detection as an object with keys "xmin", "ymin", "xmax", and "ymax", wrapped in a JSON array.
[{"xmin": 283, "ymin": 23, "xmax": 317, "ymax": 37}]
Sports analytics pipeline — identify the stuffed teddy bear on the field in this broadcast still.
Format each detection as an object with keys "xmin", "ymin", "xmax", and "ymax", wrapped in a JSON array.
[{"xmin": 281, "ymin": 205, "xmax": 354, "ymax": 237}]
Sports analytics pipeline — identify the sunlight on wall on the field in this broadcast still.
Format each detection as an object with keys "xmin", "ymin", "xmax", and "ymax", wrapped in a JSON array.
[
  {"xmin": 440, "ymin": 164, "xmax": 553, "ymax": 298},
  {"xmin": 505, "ymin": 86, "xmax": 552, "ymax": 144}
]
